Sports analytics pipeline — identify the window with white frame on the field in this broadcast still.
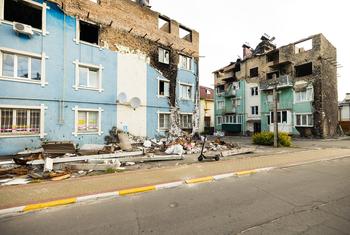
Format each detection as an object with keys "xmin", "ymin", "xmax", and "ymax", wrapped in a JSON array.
[
  {"xmin": 73, "ymin": 107, "xmax": 103, "ymax": 136},
  {"xmin": 0, "ymin": 106, "xmax": 44, "ymax": 136},
  {"xmin": 179, "ymin": 54, "xmax": 192, "ymax": 70},
  {"xmin": 1, "ymin": 51, "xmax": 42, "ymax": 81},
  {"xmin": 158, "ymin": 79, "xmax": 169, "ymax": 97},
  {"xmin": 74, "ymin": 61, "xmax": 103, "ymax": 92},
  {"xmin": 251, "ymin": 106, "xmax": 259, "ymax": 115},
  {"xmin": 180, "ymin": 114, "xmax": 192, "ymax": 129},
  {"xmin": 296, "ymin": 114, "xmax": 313, "ymax": 127},
  {"xmin": 179, "ymin": 83, "xmax": 192, "ymax": 100},
  {"xmin": 251, "ymin": 87, "xmax": 258, "ymax": 96},
  {"xmin": 217, "ymin": 101, "xmax": 224, "ymax": 110},
  {"xmin": 295, "ymin": 87, "xmax": 313, "ymax": 102},
  {"xmin": 158, "ymin": 48, "xmax": 170, "ymax": 64},
  {"xmin": 159, "ymin": 113, "xmax": 170, "ymax": 130},
  {"xmin": 216, "ymin": 116, "xmax": 223, "ymax": 125},
  {"xmin": 232, "ymin": 98, "xmax": 240, "ymax": 107},
  {"xmin": 223, "ymin": 114, "xmax": 242, "ymax": 124},
  {"xmin": 2, "ymin": 0, "xmax": 47, "ymax": 33}
]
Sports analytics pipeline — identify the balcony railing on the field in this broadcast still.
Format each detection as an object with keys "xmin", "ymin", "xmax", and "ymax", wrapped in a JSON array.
[
  {"xmin": 260, "ymin": 75, "xmax": 293, "ymax": 90},
  {"xmin": 225, "ymin": 89, "xmax": 236, "ymax": 97}
]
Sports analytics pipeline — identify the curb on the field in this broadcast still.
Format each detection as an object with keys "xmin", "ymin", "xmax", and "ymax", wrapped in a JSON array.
[{"xmin": 0, "ymin": 167, "xmax": 275, "ymax": 217}]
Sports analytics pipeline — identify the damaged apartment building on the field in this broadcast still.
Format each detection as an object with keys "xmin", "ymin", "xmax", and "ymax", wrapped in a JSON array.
[
  {"xmin": 214, "ymin": 34, "xmax": 337, "ymax": 138},
  {"xmin": 0, "ymin": 0, "xmax": 199, "ymax": 155}
]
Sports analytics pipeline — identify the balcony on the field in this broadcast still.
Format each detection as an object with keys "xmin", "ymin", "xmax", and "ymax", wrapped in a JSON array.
[
  {"xmin": 260, "ymin": 75, "xmax": 293, "ymax": 90},
  {"xmin": 224, "ymin": 84, "xmax": 237, "ymax": 97}
]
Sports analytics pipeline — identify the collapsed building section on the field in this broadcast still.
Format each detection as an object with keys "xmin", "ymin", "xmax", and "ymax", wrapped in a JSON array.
[
  {"xmin": 0, "ymin": 0, "xmax": 199, "ymax": 155},
  {"xmin": 214, "ymin": 34, "xmax": 337, "ymax": 138}
]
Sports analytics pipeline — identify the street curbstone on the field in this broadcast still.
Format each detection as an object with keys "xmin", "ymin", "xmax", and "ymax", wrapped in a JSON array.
[
  {"xmin": 0, "ymin": 206, "xmax": 25, "ymax": 216},
  {"xmin": 76, "ymin": 192, "xmax": 118, "ymax": 203},
  {"xmin": 118, "ymin": 185, "xmax": 156, "ymax": 196},
  {"xmin": 235, "ymin": 170, "xmax": 257, "ymax": 176},
  {"xmin": 185, "ymin": 176, "xmax": 214, "ymax": 184},
  {"xmin": 23, "ymin": 198, "xmax": 77, "ymax": 212},
  {"xmin": 213, "ymin": 173, "xmax": 235, "ymax": 180},
  {"xmin": 155, "ymin": 181, "xmax": 183, "ymax": 190}
]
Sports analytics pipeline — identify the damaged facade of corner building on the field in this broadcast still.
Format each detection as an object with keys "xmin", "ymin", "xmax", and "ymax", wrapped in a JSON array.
[
  {"xmin": 214, "ymin": 34, "xmax": 337, "ymax": 138},
  {"xmin": 0, "ymin": 0, "xmax": 199, "ymax": 155}
]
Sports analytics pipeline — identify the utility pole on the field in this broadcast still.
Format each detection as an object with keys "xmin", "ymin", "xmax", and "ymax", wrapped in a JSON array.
[
  {"xmin": 273, "ymin": 84, "xmax": 278, "ymax": 147},
  {"xmin": 272, "ymin": 74, "xmax": 278, "ymax": 148}
]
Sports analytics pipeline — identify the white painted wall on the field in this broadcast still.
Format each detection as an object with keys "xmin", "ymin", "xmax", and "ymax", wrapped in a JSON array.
[
  {"xmin": 117, "ymin": 53, "xmax": 147, "ymax": 137},
  {"xmin": 245, "ymin": 82, "xmax": 260, "ymax": 120},
  {"xmin": 269, "ymin": 111, "xmax": 293, "ymax": 133}
]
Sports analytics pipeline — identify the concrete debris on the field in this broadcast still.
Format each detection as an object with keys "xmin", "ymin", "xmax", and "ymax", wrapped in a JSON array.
[
  {"xmin": 165, "ymin": 144, "xmax": 184, "ymax": 156},
  {"xmin": 51, "ymin": 174, "xmax": 71, "ymax": 181},
  {"xmin": 42, "ymin": 141, "xmax": 77, "ymax": 156},
  {"xmin": 2, "ymin": 178, "xmax": 30, "ymax": 186},
  {"xmin": 44, "ymin": 158, "xmax": 54, "ymax": 172},
  {"xmin": 118, "ymin": 133, "xmax": 133, "ymax": 151},
  {"xmin": 143, "ymin": 140, "xmax": 152, "ymax": 148},
  {"xmin": 125, "ymin": 162, "xmax": 136, "ymax": 166}
]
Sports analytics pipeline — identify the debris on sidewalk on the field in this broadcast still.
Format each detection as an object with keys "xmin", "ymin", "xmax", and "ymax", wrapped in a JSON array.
[{"xmin": 0, "ymin": 129, "xmax": 255, "ymax": 185}]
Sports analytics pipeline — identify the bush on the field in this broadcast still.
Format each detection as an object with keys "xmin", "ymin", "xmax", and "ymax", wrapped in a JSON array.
[{"xmin": 252, "ymin": 131, "xmax": 292, "ymax": 147}]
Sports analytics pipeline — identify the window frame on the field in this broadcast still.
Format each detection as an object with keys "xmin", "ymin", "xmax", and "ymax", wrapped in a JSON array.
[
  {"xmin": 295, "ymin": 113, "xmax": 313, "ymax": 127},
  {"xmin": 178, "ymin": 82, "xmax": 193, "ymax": 100},
  {"xmin": 157, "ymin": 77, "xmax": 170, "ymax": 98},
  {"xmin": 269, "ymin": 111, "xmax": 288, "ymax": 124},
  {"xmin": 73, "ymin": 60, "xmax": 104, "ymax": 92},
  {"xmin": 180, "ymin": 113, "xmax": 193, "ymax": 129},
  {"xmin": 251, "ymin": 87, "xmax": 259, "ymax": 96},
  {"xmin": 223, "ymin": 114, "xmax": 242, "ymax": 124},
  {"xmin": 158, "ymin": 112, "xmax": 171, "ymax": 131},
  {"xmin": 74, "ymin": 18, "xmax": 102, "ymax": 48},
  {"xmin": 0, "ymin": 104, "xmax": 46, "ymax": 138},
  {"xmin": 158, "ymin": 47, "xmax": 170, "ymax": 64},
  {"xmin": 178, "ymin": 54, "xmax": 192, "ymax": 71},
  {"xmin": 0, "ymin": 0, "xmax": 48, "ymax": 35},
  {"xmin": 216, "ymin": 116, "xmax": 223, "ymax": 125},
  {"xmin": 251, "ymin": 106, "xmax": 259, "ymax": 115},
  {"xmin": 294, "ymin": 87, "xmax": 314, "ymax": 103},
  {"xmin": 0, "ymin": 47, "xmax": 47, "ymax": 86},
  {"xmin": 216, "ymin": 100, "xmax": 224, "ymax": 110},
  {"xmin": 72, "ymin": 106, "xmax": 103, "ymax": 136}
]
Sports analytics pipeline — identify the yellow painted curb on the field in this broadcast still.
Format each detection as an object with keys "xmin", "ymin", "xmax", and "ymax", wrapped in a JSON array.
[
  {"xmin": 235, "ymin": 170, "xmax": 257, "ymax": 176},
  {"xmin": 118, "ymin": 185, "xmax": 156, "ymax": 196},
  {"xmin": 23, "ymin": 198, "xmax": 77, "ymax": 212},
  {"xmin": 185, "ymin": 176, "xmax": 214, "ymax": 184}
]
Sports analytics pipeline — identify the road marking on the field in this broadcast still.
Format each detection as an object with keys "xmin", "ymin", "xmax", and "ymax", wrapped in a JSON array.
[
  {"xmin": 235, "ymin": 170, "xmax": 257, "ymax": 176},
  {"xmin": 185, "ymin": 176, "xmax": 214, "ymax": 184},
  {"xmin": 118, "ymin": 185, "xmax": 156, "ymax": 196},
  {"xmin": 23, "ymin": 198, "xmax": 77, "ymax": 212}
]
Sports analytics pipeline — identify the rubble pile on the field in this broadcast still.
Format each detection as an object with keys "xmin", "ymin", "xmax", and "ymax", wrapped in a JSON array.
[{"xmin": 0, "ymin": 129, "xmax": 254, "ymax": 186}]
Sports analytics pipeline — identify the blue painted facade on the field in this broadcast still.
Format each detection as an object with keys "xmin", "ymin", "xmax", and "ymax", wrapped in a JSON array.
[{"xmin": 0, "ymin": 1, "xmax": 197, "ymax": 155}]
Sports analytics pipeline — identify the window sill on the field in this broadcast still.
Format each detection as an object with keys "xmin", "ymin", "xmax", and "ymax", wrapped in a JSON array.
[
  {"xmin": 157, "ymin": 95, "xmax": 169, "ymax": 99},
  {"xmin": 179, "ymin": 98, "xmax": 193, "ymax": 101},
  {"xmin": 295, "ymin": 100, "xmax": 313, "ymax": 103},
  {"xmin": 178, "ymin": 68, "xmax": 193, "ymax": 73},
  {"xmin": 0, "ymin": 134, "xmax": 42, "ymax": 138},
  {"xmin": 74, "ymin": 86, "xmax": 104, "ymax": 92},
  {"xmin": 73, "ymin": 131, "xmax": 103, "ymax": 136},
  {"xmin": 0, "ymin": 76, "xmax": 47, "ymax": 86},
  {"xmin": 73, "ymin": 39, "xmax": 104, "ymax": 50}
]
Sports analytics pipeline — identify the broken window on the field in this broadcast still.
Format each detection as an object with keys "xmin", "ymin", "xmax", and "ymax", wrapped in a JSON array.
[
  {"xmin": 158, "ymin": 16, "xmax": 170, "ymax": 33},
  {"xmin": 4, "ymin": 0, "xmax": 42, "ymax": 30},
  {"xmin": 266, "ymin": 51, "xmax": 279, "ymax": 62},
  {"xmin": 159, "ymin": 113, "xmax": 170, "ymax": 130},
  {"xmin": 296, "ymin": 114, "xmax": 313, "ymax": 126},
  {"xmin": 179, "ymin": 26, "xmax": 192, "ymax": 42},
  {"xmin": 216, "ymin": 85, "xmax": 225, "ymax": 94},
  {"xmin": 295, "ymin": 39, "xmax": 312, "ymax": 54},
  {"xmin": 267, "ymin": 71, "xmax": 279, "ymax": 80},
  {"xmin": 0, "ymin": 108, "xmax": 40, "ymax": 135},
  {"xmin": 1, "ymin": 51, "xmax": 41, "ymax": 80},
  {"xmin": 77, "ymin": 111, "xmax": 99, "ymax": 133},
  {"xmin": 249, "ymin": 67, "xmax": 258, "ymax": 78},
  {"xmin": 158, "ymin": 48, "xmax": 170, "ymax": 64},
  {"xmin": 179, "ymin": 84, "xmax": 192, "ymax": 100},
  {"xmin": 179, "ymin": 55, "xmax": 192, "ymax": 70},
  {"xmin": 159, "ymin": 80, "xmax": 169, "ymax": 96},
  {"xmin": 295, "ymin": 62, "xmax": 312, "ymax": 77},
  {"xmin": 251, "ymin": 106, "xmax": 259, "ymax": 115},
  {"xmin": 251, "ymin": 87, "xmax": 258, "ymax": 96},
  {"xmin": 79, "ymin": 21, "xmax": 99, "ymax": 45},
  {"xmin": 270, "ymin": 111, "xmax": 288, "ymax": 124},
  {"xmin": 180, "ymin": 114, "xmax": 192, "ymax": 129}
]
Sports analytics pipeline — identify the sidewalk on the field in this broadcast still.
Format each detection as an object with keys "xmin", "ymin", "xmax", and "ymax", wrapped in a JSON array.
[{"xmin": 1, "ymin": 148, "xmax": 350, "ymax": 209}]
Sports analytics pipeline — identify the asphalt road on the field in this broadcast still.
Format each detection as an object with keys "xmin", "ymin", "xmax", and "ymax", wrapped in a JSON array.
[{"xmin": 1, "ymin": 158, "xmax": 350, "ymax": 235}]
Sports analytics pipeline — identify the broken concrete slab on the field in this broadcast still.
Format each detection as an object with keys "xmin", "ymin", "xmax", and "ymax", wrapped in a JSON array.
[{"xmin": 220, "ymin": 147, "xmax": 255, "ymax": 157}]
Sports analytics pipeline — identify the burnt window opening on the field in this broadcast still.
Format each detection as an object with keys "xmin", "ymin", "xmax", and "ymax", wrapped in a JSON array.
[
  {"xmin": 216, "ymin": 85, "xmax": 225, "ymax": 94},
  {"xmin": 295, "ymin": 39, "xmax": 313, "ymax": 54},
  {"xmin": 267, "ymin": 71, "xmax": 280, "ymax": 80},
  {"xmin": 266, "ymin": 51, "xmax": 279, "ymax": 62},
  {"xmin": 295, "ymin": 62, "xmax": 313, "ymax": 77},
  {"xmin": 159, "ymin": 80, "xmax": 169, "ymax": 96},
  {"xmin": 4, "ymin": 0, "xmax": 42, "ymax": 30},
  {"xmin": 250, "ymin": 67, "xmax": 258, "ymax": 78},
  {"xmin": 234, "ymin": 63, "xmax": 241, "ymax": 72},
  {"xmin": 158, "ymin": 16, "xmax": 170, "ymax": 33},
  {"xmin": 79, "ymin": 21, "xmax": 99, "ymax": 45},
  {"xmin": 179, "ymin": 26, "xmax": 192, "ymax": 42}
]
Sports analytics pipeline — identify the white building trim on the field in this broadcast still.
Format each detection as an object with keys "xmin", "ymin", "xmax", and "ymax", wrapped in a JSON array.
[
  {"xmin": 73, "ymin": 60, "xmax": 104, "ymax": 92},
  {"xmin": 72, "ymin": 106, "xmax": 103, "ymax": 136}
]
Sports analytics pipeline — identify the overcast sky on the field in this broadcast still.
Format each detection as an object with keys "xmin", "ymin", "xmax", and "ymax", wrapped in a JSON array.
[{"xmin": 152, "ymin": 0, "xmax": 349, "ymax": 101}]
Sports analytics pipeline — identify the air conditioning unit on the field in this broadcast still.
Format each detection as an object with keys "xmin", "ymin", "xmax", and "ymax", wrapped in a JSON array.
[
  {"xmin": 13, "ymin": 22, "xmax": 33, "ymax": 36},
  {"xmin": 138, "ymin": 0, "xmax": 150, "ymax": 7}
]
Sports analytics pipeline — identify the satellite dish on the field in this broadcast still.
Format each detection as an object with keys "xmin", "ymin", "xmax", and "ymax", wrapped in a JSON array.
[
  {"xmin": 130, "ymin": 97, "xmax": 141, "ymax": 109},
  {"xmin": 117, "ymin": 92, "xmax": 127, "ymax": 104}
]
